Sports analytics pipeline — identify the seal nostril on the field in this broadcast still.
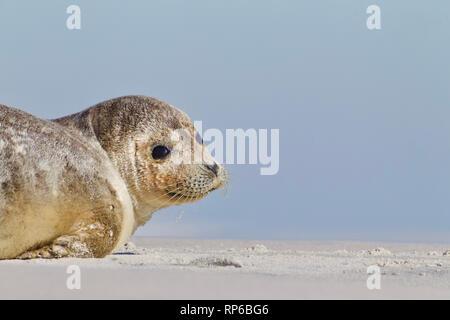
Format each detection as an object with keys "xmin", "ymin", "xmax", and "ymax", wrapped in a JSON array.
[{"xmin": 205, "ymin": 163, "xmax": 218, "ymax": 177}]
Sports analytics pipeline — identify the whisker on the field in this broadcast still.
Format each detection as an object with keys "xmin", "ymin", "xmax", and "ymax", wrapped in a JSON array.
[{"xmin": 154, "ymin": 186, "xmax": 183, "ymax": 211}]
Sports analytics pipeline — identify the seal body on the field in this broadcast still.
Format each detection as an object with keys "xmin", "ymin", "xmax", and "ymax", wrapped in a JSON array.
[
  {"xmin": 0, "ymin": 105, "xmax": 135, "ymax": 259},
  {"xmin": 0, "ymin": 96, "xmax": 225, "ymax": 259}
]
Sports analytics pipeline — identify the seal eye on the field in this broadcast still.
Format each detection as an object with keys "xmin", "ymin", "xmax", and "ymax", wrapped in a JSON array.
[{"xmin": 152, "ymin": 145, "xmax": 171, "ymax": 160}]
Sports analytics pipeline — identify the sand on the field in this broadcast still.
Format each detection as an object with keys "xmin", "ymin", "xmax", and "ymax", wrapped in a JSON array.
[{"xmin": 0, "ymin": 238, "xmax": 449, "ymax": 299}]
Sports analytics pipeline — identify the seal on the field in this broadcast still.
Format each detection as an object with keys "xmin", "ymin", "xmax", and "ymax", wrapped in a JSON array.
[{"xmin": 0, "ymin": 96, "xmax": 226, "ymax": 259}]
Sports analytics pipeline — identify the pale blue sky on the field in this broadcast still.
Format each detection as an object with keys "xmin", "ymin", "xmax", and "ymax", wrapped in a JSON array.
[{"xmin": 1, "ymin": 1, "xmax": 449, "ymax": 242}]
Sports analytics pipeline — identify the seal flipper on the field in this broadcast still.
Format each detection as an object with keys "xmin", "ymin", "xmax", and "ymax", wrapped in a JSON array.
[
  {"xmin": 17, "ymin": 232, "xmax": 111, "ymax": 259},
  {"xmin": 16, "ymin": 213, "xmax": 120, "ymax": 259},
  {"xmin": 16, "ymin": 241, "xmax": 71, "ymax": 259}
]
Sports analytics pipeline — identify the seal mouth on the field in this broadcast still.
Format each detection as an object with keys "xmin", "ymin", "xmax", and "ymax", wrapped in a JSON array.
[
  {"xmin": 166, "ymin": 191, "xmax": 202, "ymax": 200},
  {"xmin": 164, "ymin": 187, "xmax": 218, "ymax": 202}
]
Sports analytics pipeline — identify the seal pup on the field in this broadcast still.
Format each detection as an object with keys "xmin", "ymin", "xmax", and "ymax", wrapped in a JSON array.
[{"xmin": 0, "ymin": 96, "xmax": 226, "ymax": 259}]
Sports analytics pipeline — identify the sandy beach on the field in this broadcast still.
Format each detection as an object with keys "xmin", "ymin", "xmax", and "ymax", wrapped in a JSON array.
[{"xmin": 0, "ymin": 237, "xmax": 449, "ymax": 299}]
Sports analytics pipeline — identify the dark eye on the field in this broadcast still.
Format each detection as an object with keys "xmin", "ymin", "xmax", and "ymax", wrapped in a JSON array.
[{"xmin": 152, "ymin": 145, "xmax": 171, "ymax": 160}]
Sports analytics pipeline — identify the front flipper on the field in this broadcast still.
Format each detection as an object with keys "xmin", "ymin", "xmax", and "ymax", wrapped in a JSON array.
[{"xmin": 16, "ymin": 221, "xmax": 119, "ymax": 259}]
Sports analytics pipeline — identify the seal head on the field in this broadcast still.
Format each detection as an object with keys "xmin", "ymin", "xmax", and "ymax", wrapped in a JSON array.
[{"xmin": 55, "ymin": 96, "xmax": 227, "ymax": 226}]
